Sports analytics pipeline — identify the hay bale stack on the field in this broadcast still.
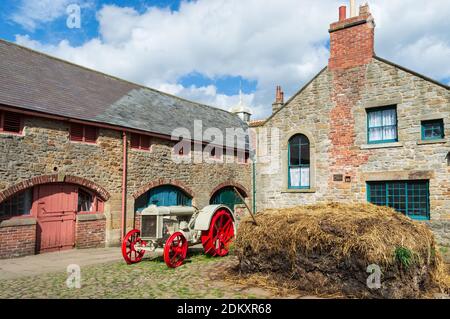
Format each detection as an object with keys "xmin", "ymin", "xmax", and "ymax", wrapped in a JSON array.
[{"xmin": 235, "ymin": 203, "xmax": 448, "ymax": 298}]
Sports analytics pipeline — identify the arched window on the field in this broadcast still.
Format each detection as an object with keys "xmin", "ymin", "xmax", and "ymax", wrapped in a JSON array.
[
  {"xmin": 210, "ymin": 187, "xmax": 245, "ymax": 212},
  {"xmin": 288, "ymin": 134, "xmax": 310, "ymax": 189},
  {"xmin": 78, "ymin": 188, "xmax": 93, "ymax": 212},
  {"xmin": 135, "ymin": 185, "xmax": 192, "ymax": 211},
  {"xmin": 0, "ymin": 189, "xmax": 32, "ymax": 219}
]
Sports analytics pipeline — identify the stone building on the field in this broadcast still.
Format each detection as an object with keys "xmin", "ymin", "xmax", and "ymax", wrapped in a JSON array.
[
  {"xmin": 0, "ymin": 40, "xmax": 251, "ymax": 258},
  {"xmin": 251, "ymin": 4, "xmax": 449, "ymax": 246}
]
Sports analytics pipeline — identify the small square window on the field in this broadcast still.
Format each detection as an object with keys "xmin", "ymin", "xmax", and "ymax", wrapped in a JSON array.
[
  {"xmin": 421, "ymin": 119, "xmax": 444, "ymax": 141},
  {"xmin": 367, "ymin": 106, "xmax": 398, "ymax": 144}
]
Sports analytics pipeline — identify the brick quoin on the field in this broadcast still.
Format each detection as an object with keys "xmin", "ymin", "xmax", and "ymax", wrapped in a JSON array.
[{"xmin": 328, "ymin": 4, "xmax": 374, "ymax": 190}]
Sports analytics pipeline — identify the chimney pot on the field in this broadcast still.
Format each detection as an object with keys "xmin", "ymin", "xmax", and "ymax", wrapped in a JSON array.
[{"xmin": 339, "ymin": 6, "xmax": 347, "ymax": 21}]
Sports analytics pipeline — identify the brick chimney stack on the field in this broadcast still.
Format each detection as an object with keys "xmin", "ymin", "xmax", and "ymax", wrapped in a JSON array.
[
  {"xmin": 328, "ymin": 3, "xmax": 375, "ymax": 70},
  {"xmin": 272, "ymin": 85, "xmax": 284, "ymax": 113}
]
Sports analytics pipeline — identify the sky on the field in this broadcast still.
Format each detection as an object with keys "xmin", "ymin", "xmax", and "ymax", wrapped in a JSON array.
[{"xmin": 0, "ymin": 0, "xmax": 449, "ymax": 119}]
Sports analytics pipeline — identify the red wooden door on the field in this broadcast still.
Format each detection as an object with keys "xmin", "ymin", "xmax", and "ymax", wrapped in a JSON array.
[{"xmin": 34, "ymin": 184, "xmax": 78, "ymax": 253}]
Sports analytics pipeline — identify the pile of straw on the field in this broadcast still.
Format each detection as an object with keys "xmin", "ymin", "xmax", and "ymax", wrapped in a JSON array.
[{"xmin": 234, "ymin": 203, "xmax": 448, "ymax": 298}]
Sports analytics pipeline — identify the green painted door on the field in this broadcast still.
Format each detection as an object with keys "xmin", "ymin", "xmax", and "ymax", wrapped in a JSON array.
[{"xmin": 210, "ymin": 187, "xmax": 244, "ymax": 212}]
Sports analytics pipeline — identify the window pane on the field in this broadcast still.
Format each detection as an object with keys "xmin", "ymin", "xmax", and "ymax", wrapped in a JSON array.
[
  {"xmin": 387, "ymin": 182, "xmax": 407, "ymax": 214},
  {"xmin": 78, "ymin": 189, "xmax": 93, "ymax": 212},
  {"xmin": 289, "ymin": 143, "xmax": 300, "ymax": 166},
  {"xmin": 422, "ymin": 120, "xmax": 444, "ymax": 140},
  {"xmin": 299, "ymin": 135, "xmax": 309, "ymax": 145},
  {"xmin": 369, "ymin": 127, "xmax": 383, "ymax": 142},
  {"xmin": 432, "ymin": 128, "xmax": 442, "ymax": 138},
  {"xmin": 289, "ymin": 135, "xmax": 301, "ymax": 145},
  {"xmin": 407, "ymin": 182, "xmax": 428, "ymax": 218},
  {"xmin": 382, "ymin": 109, "xmax": 396, "ymax": 126},
  {"xmin": 300, "ymin": 144, "xmax": 310, "ymax": 165},
  {"xmin": 383, "ymin": 126, "xmax": 397, "ymax": 140},
  {"xmin": 289, "ymin": 168, "xmax": 301, "ymax": 187},
  {"xmin": 368, "ymin": 183, "xmax": 386, "ymax": 206},
  {"xmin": 300, "ymin": 167, "xmax": 310, "ymax": 187},
  {"xmin": 0, "ymin": 190, "xmax": 32, "ymax": 217},
  {"xmin": 368, "ymin": 111, "xmax": 382, "ymax": 128}
]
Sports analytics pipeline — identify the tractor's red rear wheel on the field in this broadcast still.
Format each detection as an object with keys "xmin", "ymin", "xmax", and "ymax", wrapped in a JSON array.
[
  {"xmin": 122, "ymin": 229, "xmax": 146, "ymax": 264},
  {"xmin": 201, "ymin": 209, "xmax": 235, "ymax": 257},
  {"xmin": 164, "ymin": 232, "xmax": 188, "ymax": 268}
]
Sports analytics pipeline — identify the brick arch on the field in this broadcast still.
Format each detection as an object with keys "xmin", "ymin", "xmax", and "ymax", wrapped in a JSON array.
[
  {"xmin": 209, "ymin": 181, "xmax": 249, "ymax": 199},
  {"xmin": 0, "ymin": 174, "xmax": 111, "ymax": 203},
  {"xmin": 133, "ymin": 179, "xmax": 194, "ymax": 199}
]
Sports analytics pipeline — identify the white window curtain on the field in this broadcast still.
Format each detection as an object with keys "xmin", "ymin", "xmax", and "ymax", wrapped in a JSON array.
[
  {"xmin": 368, "ymin": 111, "xmax": 383, "ymax": 141},
  {"xmin": 368, "ymin": 108, "xmax": 397, "ymax": 142},
  {"xmin": 290, "ymin": 168, "xmax": 301, "ymax": 187},
  {"xmin": 382, "ymin": 109, "xmax": 397, "ymax": 140},
  {"xmin": 301, "ymin": 167, "xmax": 310, "ymax": 187}
]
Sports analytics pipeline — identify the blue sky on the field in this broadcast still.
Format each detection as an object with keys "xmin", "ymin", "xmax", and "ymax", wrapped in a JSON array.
[{"xmin": 0, "ymin": 0, "xmax": 449, "ymax": 119}]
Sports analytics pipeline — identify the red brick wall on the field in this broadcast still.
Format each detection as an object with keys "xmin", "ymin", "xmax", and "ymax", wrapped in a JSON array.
[
  {"xmin": 328, "ymin": 6, "xmax": 374, "ymax": 70},
  {"xmin": 0, "ymin": 224, "xmax": 36, "ymax": 259},
  {"xmin": 75, "ymin": 218, "xmax": 106, "ymax": 249}
]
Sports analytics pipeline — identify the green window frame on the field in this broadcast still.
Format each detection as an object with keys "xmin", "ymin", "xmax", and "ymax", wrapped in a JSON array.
[
  {"xmin": 288, "ymin": 134, "xmax": 310, "ymax": 189},
  {"xmin": 421, "ymin": 119, "xmax": 444, "ymax": 140},
  {"xmin": 367, "ymin": 181, "xmax": 430, "ymax": 220},
  {"xmin": 367, "ymin": 106, "xmax": 398, "ymax": 144}
]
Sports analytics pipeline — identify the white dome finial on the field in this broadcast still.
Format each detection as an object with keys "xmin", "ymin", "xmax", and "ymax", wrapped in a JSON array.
[{"xmin": 229, "ymin": 80, "xmax": 252, "ymax": 122}]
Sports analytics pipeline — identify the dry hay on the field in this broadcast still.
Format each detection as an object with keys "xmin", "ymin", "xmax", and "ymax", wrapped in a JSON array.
[{"xmin": 234, "ymin": 203, "xmax": 449, "ymax": 299}]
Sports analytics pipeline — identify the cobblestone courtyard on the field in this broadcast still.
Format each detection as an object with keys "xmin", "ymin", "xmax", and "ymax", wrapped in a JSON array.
[
  {"xmin": 0, "ymin": 252, "xmax": 286, "ymax": 299},
  {"xmin": 1, "ymin": 247, "xmax": 448, "ymax": 299}
]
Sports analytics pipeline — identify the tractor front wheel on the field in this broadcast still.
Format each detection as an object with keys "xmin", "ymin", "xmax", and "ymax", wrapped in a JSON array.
[
  {"xmin": 164, "ymin": 232, "xmax": 188, "ymax": 268},
  {"xmin": 201, "ymin": 209, "xmax": 235, "ymax": 257},
  {"xmin": 122, "ymin": 229, "xmax": 146, "ymax": 264}
]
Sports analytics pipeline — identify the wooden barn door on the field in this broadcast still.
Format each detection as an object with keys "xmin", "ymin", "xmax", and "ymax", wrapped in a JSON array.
[{"xmin": 34, "ymin": 184, "xmax": 78, "ymax": 253}]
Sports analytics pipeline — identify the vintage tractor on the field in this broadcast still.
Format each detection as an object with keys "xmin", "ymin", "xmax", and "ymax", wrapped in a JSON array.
[{"xmin": 121, "ymin": 205, "xmax": 235, "ymax": 268}]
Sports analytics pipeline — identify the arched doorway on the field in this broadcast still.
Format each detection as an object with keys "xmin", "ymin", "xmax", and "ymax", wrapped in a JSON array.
[
  {"xmin": 135, "ymin": 185, "xmax": 192, "ymax": 211},
  {"xmin": 0, "ymin": 183, "xmax": 105, "ymax": 253},
  {"xmin": 210, "ymin": 186, "xmax": 246, "ymax": 212}
]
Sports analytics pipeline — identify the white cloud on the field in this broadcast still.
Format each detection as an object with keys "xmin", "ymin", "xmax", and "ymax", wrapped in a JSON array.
[{"xmin": 13, "ymin": 0, "xmax": 450, "ymax": 119}]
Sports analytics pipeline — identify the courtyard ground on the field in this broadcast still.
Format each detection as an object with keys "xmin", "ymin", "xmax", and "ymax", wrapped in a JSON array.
[
  {"xmin": 0, "ymin": 248, "xmax": 303, "ymax": 299},
  {"xmin": 0, "ymin": 247, "xmax": 448, "ymax": 299}
]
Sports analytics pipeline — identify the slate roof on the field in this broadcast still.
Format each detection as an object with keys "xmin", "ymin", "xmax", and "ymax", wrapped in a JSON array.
[{"xmin": 0, "ymin": 39, "xmax": 248, "ymax": 147}]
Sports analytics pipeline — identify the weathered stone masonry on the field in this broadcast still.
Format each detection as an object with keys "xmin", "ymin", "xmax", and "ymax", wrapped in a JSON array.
[
  {"xmin": 0, "ymin": 116, "xmax": 251, "ymax": 258},
  {"xmin": 254, "ymin": 4, "xmax": 450, "ymax": 247}
]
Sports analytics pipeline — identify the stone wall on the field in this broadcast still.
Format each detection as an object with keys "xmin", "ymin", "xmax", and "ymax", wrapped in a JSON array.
[
  {"xmin": 0, "ymin": 219, "xmax": 36, "ymax": 259},
  {"xmin": 255, "ymin": 58, "xmax": 450, "ymax": 246},
  {"xmin": 0, "ymin": 116, "xmax": 251, "ymax": 252}
]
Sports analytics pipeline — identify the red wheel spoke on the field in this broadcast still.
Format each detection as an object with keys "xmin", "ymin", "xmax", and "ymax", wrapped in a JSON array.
[
  {"xmin": 201, "ymin": 209, "xmax": 234, "ymax": 257},
  {"xmin": 164, "ymin": 232, "xmax": 187, "ymax": 268},
  {"xmin": 121, "ymin": 230, "xmax": 145, "ymax": 265}
]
